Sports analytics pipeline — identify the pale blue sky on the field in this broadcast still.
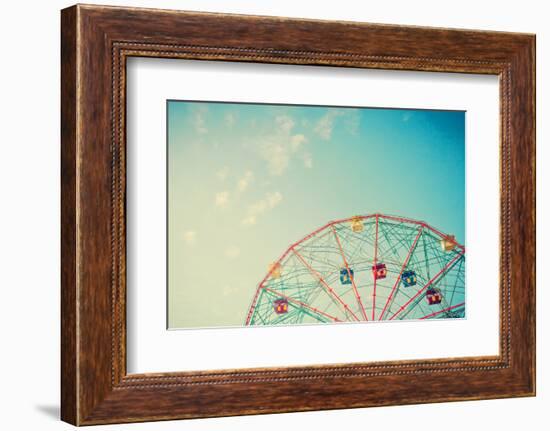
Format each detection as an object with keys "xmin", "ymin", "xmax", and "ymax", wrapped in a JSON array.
[{"xmin": 168, "ymin": 101, "xmax": 465, "ymax": 328}]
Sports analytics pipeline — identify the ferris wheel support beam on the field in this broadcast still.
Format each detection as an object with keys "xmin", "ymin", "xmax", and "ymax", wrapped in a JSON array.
[
  {"xmin": 388, "ymin": 251, "xmax": 464, "ymax": 321},
  {"xmin": 262, "ymin": 287, "xmax": 341, "ymax": 323},
  {"xmin": 419, "ymin": 302, "xmax": 465, "ymax": 319},
  {"xmin": 292, "ymin": 248, "xmax": 360, "ymax": 321},
  {"xmin": 378, "ymin": 225, "xmax": 424, "ymax": 320},
  {"xmin": 372, "ymin": 214, "xmax": 380, "ymax": 320},
  {"xmin": 330, "ymin": 225, "xmax": 369, "ymax": 321}
]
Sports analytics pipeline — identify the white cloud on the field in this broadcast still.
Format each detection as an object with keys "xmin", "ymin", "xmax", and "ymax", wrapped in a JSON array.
[
  {"xmin": 224, "ymin": 246, "xmax": 241, "ymax": 259},
  {"xmin": 275, "ymin": 115, "xmax": 295, "ymax": 133},
  {"xmin": 266, "ymin": 191, "xmax": 283, "ymax": 207},
  {"xmin": 254, "ymin": 116, "xmax": 312, "ymax": 176},
  {"xmin": 314, "ymin": 110, "xmax": 341, "ymax": 140},
  {"xmin": 259, "ymin": 133, "xmax": 308, "ymax": 177},
  {"xmin": 222, "ymin": 285, "xmax": 239, "ymax": 296},
  {"xmin": 402, "ymin": 111, "xmax": 413, "ymax": 122},
  {"xmin": 345, "ymin": 109, "xmax": 361, "ymax": 135},
  {"xmin": 193, "ymin": 106, "xmax": 208, "ymax": 134},
  {"xmin": 182, "ymin": 231, "xmax": 197, "ymax": 245},
  {"xmin": 237, "ymin": 170, "xmax": 254, "ymax": 192},
  {"xmin": 261, "ymin": 141, "xmax": 289, "ymax": 176},
  {"xmin": 216, "ymin": 166, "xmax": 230, "ymax": 181},
  {"xmin": 225, "ymin": 112, "xmax": 236, "ymax": 127},
  {"xmin": 215, "ymin": 191, "xmax": 229, "ymax": 208},
  {"xmin": 290, "ymin": 134, "xmax": 307, "ymax": 152},
  {"xmin": 242, "ymin": 192, "xmax": 283, "ymax": 226},
  {"xmin": 303, "ymin": 152, "xmax": 313, "ymax": 169},
  {"xmin": 242, "ymin": 215, "xmax": 257, "ymax": 226},
  {"xmin": 314, "ymin": 109, "xmax": 361, "ymax": 139}
]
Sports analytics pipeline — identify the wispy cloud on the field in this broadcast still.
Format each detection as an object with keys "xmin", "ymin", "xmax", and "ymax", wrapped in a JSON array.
[
  {"xmin": 216, "ymin": 166, "xmax": 230, "ymax": 181},
  {"xmin": 345, "ymin": 109, "xmax": 360, "ymax": 135},
  {"xmin": 275, "ymin": 115, "xmax": 295, "ymax": 133},
  {"xmin": 241, "ymin": 215, "xmax": 257, "ymax": 226},
  {"xmin": 290, "ymin": 134, "xmax": 307, "ymax": 152},
  {"xmin": 303, "ymin": 152, "xmax": 313, "ymax": 169},
  {"xmin": 242, "ymin": 192, "xmax": 283, "ymax": 226},
  {"xmin": 222, "ymin": 285, "xmax": 239, "ymax": 296},
  {"xmin": 182, "ymin": 230, "xmax": 197, "ymax": 245},
  {"xmin": 314, "ymin": 110, "xmax": 341, "ymax": 140},
  {"xmin": 257, "ymin": 119, "xmax": 310, "ymax": 176},
  {"xmin": 193, "ymin": 106, "xmax": 208, "ymax": 134},
  {"xmin": 224, "ymin": 246, "xmax": 241, "ymax": 259},
  {"xmin": 225, "ymin": 111, "xmax": 237, "ymax": 127},
  {"xmin": 237, "ymin": 170, "xmax": 254, "ymax": 192},
  {"xmin": 260, "ymin": 141, "xmax": 289, "ymax": 176},
  {"xmin": 314, "ymin": 109, "xmax": 360, "ymax": 140},
  {"xmin": 215, "ymin": 191, "xmax": 229, "ymax": 208}
]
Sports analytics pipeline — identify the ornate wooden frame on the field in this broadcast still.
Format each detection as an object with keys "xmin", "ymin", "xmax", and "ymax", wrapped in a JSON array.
[{"xmin": 61, "ymin": 4, "xmax": 536, "ymax": 425}]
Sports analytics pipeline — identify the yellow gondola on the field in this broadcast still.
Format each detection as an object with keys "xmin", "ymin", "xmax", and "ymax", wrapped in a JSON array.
[
  {"xmin": 350, "ymin": 216, "xmax": 364, "ymax": 233},
  {"xmin": 440, "ymin": 235, "xmax": 457, "ymax": 252},
  {"xmin": 268, "ymin": 262, "xmax": 282, "ymax": 279}
]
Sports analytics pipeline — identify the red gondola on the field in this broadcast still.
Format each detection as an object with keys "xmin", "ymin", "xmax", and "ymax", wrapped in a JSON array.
[
  {"xmin": 372, "ymin": 263, "xmax": 387, "ymax": 280},
  {"xmin": 273, "ymin": 298, "xmax": 289, "ymax": 314},
  {"xmin": 426, "ymin": 288, "xmax": 443, "ymax": 305}
]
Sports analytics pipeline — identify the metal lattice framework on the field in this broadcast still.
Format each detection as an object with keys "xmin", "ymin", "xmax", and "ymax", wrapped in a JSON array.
[{"xmin": 245, "ymin": 214, "xmax": 465, "ymax": 326}]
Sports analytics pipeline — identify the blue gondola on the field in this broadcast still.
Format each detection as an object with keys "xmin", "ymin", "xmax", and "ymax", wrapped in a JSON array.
[
  {"xmin": 401, "ymin": 270, "xmax": 417, "ymax": 287},
  {"xmin": 340, "ymin": 268, "xmax": 354, "ymax": 285}
]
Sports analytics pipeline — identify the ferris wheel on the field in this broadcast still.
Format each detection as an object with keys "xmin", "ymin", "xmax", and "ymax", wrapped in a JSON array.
[{"xmin": 245, "ymin": 214, "xmax": 465, "ymax": 326}]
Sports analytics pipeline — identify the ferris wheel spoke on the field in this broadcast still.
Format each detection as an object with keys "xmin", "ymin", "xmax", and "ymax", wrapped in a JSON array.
[
  {"xmin": 375, "ymin": 223, "xmax": 419, "ymax": 303},
  {"xmin": 394, "ymin": 253, "xmax": 463, "ymax": 319},
  {"xmin": 379, "ymin": 225, "xmax": 424, "ymax": 320},
  {"xmin": 388, "ymin": 250, "xmax": 464, "ymax": 321},
  {"xmin": 294, "ymin": 305, "xmax": 331, "ymax": 324},
  {"xmin": 375, "ymin": 223, "xmax": 423, "ymax": 317},
  {"xmin": 395, "ymin": 292, "xmax": 425, "ymax": 320},
  {"xmin": 419, "ymin": 302, "xmax": 465, "ymax": 319},
  {"xmin": 330, "ymin": 225, "xmax": 369, "ymax": 320},
  {"xmin": 262, "ymin": 286, "xmax": 342, "ymax": 322},
  {"xmin": 292, "ymin": 248, "xmax": 360, "ymax": 321},
  {"xmin": 376, "ymin": 220, "xmax": 413, "ymax": 259},
  {"xmin": 372, "ymin": 214, "xmax": 380, "ymax": 320},
  {"xmin": 447, "ymin": 256, "xmax": 465, "ymax": 306},
  {"xmin": 421, "ymin": 234, "xmax": 431, "ymax": 279}
]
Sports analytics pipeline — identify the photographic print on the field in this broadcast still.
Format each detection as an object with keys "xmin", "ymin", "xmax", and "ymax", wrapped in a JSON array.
[{"xmin": 167, "ymin": 101, "xmax": 465, "ymax": 329}]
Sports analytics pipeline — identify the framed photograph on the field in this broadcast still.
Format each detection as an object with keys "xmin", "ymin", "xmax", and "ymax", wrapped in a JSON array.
[
  {"xmin": 61, "ymin": 4, "xmax": 535, "ymax": 425},
  {"xmin": 166, "ymin": 100, "xmax": 467, "ymax": 330}
]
